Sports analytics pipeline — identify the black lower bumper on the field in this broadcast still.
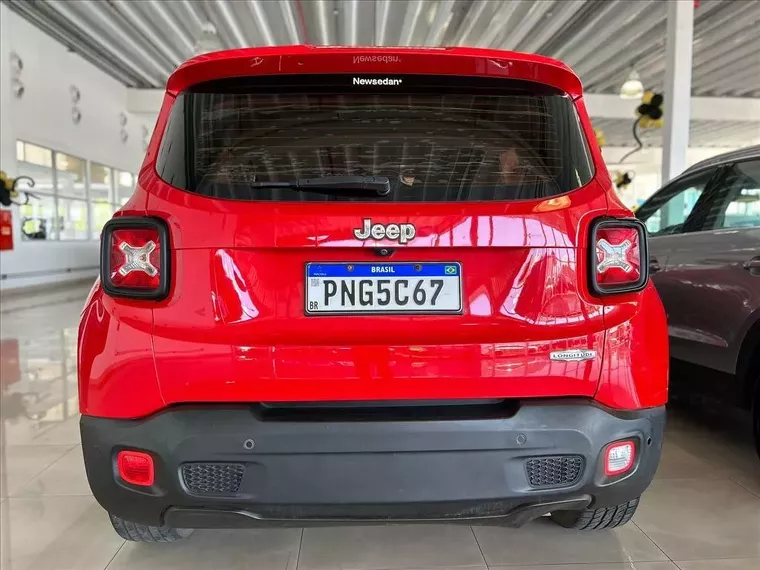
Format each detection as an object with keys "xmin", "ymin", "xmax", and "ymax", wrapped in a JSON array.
[{"xmin": 80, "ymin": 400, "xmax": 665, "ymax": 528}]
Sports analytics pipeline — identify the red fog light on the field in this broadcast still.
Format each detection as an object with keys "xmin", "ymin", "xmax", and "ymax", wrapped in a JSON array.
[
  {"xmin": 117, "ymin": 450, "xmax": 155, "ymax": 486},
  {"xmin": 604, "ymin": 440, "xmax": 636, "ymax": 477},
  {"xmin": 590, "ymin": 219, "xmax": 648, "ymax": 295}
]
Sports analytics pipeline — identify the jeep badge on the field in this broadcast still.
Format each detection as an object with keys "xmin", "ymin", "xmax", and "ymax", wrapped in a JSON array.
[{"xmin": 353, "ymin": 219, "xmax": 416, "ymax": 244}]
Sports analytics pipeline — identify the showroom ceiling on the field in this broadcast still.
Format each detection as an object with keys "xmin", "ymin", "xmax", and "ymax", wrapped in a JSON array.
[{"xmin": 4, "ymin": 0, "xmax": 759, "ymax": 96}]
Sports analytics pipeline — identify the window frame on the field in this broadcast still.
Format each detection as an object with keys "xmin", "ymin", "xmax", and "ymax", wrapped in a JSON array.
[
  {"xmin": 16, "ymin": 141, "xmax": 58, "ymax": 240},
  {"xmin": 15, "ymin": 139, "xmax": 137, "ymax": 242}
]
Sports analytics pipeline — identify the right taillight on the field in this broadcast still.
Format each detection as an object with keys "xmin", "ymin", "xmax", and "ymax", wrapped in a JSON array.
[
  {"xmin": 101, "ymin": 217, "xmax": 169, "ymax": 299},
  {"xmin": 590, "ymin": 219, "xmax": 648, "ymax": 295}
]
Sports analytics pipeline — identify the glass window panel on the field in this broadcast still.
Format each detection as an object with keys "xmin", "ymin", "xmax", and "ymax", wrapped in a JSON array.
[
  {"xmin": 115, "ymin": 170, "xmax": 134, "ymax": 205},
  {"xmin": 89, "ymin": 163, "xmax": 112, "ymax": 201},
  {"xmin": 637, "ymin": 171, "xmax": 713, "ymax": 236},
  {"xmin": 19, "ymin": 195, "xmax": 56, "ymax": 240},
  {"xmin": 57, "ymin": 198, "xmax": 89, "ymax": 240},
  {"xmin": 92, "ymin": 202, "xmax": 114, "ymax": 239},
  {"xmin": 157, "ymin": 83, "xmax": 594, "ymax": 202},
  {"xmin": 723, "ymin": 188, "xmax": 760, "ymax": 228},
  {"xmin": 16, "ymin": 141, "xmax": 55, "ymax": 195},
  {"xmin": 21, "ymin": 142, "xmax": 53, "ymax": 168},
  {"xmin": 716, "ymin": 160, "xmax": 760, "ymax": 230},
  {"xmin": 55, "ymin": 153, "xmax": 86, "ymax": 199}
]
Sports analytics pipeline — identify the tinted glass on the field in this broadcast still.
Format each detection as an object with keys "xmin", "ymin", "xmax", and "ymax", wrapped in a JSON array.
[
  {"xmin": 156, "ymin": 75, "xmax": 593, "ymax": 202},
  {"xmin": 636, "ymin": 170, "xmax": 714, "ymax": 236},
  {"xmin": 706, "ymin": 160, "xmax": 760, "ymax": 230}
]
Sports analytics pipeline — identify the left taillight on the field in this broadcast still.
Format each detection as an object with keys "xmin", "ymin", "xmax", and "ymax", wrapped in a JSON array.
[
  {"xmin": 101, "ymin": 217, "xmax": 169, "ymax": 300},
  {"xmin": 590, "ymin": 218, "xmax": 648, "ymax": 296}
]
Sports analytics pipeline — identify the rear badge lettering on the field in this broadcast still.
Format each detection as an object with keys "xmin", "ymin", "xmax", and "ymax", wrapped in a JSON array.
[
  {"xmin": 549, "ymin": 350, "xmax": 597, "ymax": 362},
  {"xmin": 354, "ymin": 218, "xmax": 416, "ymax": 244},
  {"xmin": 352, "ymin": 55, "xmax": 400, "ymax": 64},
  {"xmin": 352, "ymin": 77, "xmax": 403, "ymax": 86}
]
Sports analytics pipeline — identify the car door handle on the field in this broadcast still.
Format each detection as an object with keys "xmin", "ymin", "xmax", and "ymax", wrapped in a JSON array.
[
  {"xmin": 649, "ymin": 258, "xmax": 662, "ymax": 273},
  {"xmin": 743, "ymin": 257, "xmax": 760, "ymax": 272}
]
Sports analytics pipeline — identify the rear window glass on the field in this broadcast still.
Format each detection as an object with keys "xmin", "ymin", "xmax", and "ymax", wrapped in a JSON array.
[{"xmin": 156, "ymin": 75, "xmax": 593, "ymax": 202}]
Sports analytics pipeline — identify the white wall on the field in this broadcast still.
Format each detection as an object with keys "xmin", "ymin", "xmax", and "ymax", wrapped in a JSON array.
[{"xmin": 0, "ymin": 4, "xmax": 153, "ymax": 291}]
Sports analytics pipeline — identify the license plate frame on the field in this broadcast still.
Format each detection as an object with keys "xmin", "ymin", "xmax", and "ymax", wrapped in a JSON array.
[{"xmin": 304, "ymin": 262, "xmax": 463, "ymax": 316}]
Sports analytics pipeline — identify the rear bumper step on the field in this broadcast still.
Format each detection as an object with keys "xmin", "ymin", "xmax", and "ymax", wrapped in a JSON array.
[{"xmin": 80, "ymin": 400, "xmax": 665, "ymax": 528}]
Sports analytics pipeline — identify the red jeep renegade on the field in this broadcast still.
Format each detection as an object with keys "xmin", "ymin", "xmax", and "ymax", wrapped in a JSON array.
[{"xmin": 79, "ymin": 46, "xmax": 668, "ymax": 542}]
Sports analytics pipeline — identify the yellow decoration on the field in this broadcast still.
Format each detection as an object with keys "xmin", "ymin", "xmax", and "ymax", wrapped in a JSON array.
[
  {"xmin": 614, "ymin": 170, "xmax": 634, "ymax": 191},
  {"xmin": 594, "ymin": 128, "xmax": 606, "ymax": 148},
  {"xmin": 0, "ymin": 170, "xmax": 17, "ymax": 197},
  {"xmin": 636, "ymin": 91, "xmax": 664, "ymax": 129}
]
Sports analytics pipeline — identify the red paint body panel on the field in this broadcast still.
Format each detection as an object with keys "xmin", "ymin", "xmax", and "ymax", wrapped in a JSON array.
[
  {"xmin": 596, "ymin": 284, "xmax": 670, "ymax": 409},
  {"xmin": 167, "ymin": 46, "xmax": 584, "ymax": 98},
  {"xmin": 78, "ymin": 284, "xmax": 164, "ymax": 418},
  {"xmin": 78, "ymin": 46, "xmax": 669, "ymax": 419}
]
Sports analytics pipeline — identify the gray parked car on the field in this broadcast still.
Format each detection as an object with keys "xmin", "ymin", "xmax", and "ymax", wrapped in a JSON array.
[{"xmin": 635, "ymin": 145, "xmax": 760, "ymax": 454}]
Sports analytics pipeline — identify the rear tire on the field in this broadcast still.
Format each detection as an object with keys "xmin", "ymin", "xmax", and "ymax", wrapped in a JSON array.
[
  {"xmin": 109, "ymin": 513, "xmax": 193, "ymax": 542},
  {"xmin": 550, "ymin": 497, "xmax": 640, "ymax": 530}
]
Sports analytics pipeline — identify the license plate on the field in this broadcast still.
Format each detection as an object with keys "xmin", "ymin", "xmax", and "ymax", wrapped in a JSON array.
[{"xmin": 305, "ymin": 262, "xmax": 462, "ymax": 315}]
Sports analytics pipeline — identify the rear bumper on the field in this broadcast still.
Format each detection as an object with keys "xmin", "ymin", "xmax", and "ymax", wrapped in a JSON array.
[{"xmin": 80, "ymin": 401, "xmax": 665, "ymax": 528}]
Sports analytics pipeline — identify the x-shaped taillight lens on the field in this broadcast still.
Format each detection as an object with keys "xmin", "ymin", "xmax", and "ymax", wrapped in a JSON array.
[
  {"xmin": 118, "ymin": 241, "xmax": 159, "ymax": 277},
  {"xmin": 591, "ymin": 220, "xmax": 648, "ymax": 295}
]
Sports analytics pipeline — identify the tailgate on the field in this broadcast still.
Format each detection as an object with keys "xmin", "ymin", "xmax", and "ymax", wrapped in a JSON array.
[{"xmin": 146, "ymin": 73, "xmax": 609, "ymax": 404}]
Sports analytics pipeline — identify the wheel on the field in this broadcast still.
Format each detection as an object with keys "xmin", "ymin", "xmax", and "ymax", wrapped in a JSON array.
[
  {"xmin": 109, "ymin": 513, "xmax": 193, "ymax": 542},
  {"xmin": 550, "ymin": 497, "xmax": 640, "ymax": 530}
]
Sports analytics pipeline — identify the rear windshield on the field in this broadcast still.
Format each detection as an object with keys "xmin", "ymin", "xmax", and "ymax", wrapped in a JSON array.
[{"xmin": 156, "ymin": 75, "xmax": 593, "ymax": 202}]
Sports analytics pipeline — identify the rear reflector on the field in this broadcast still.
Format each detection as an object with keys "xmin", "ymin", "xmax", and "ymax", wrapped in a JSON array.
[
  {"xmin": 604, "ymin": 440, "xmax": 636, "ymax": 477},
  {"xmin": 117, "ymin": 450, "xmax": 155, "ymax": 486},
  {"xmin": 590, "ymin": 219, "xmax": 648, "ymax": 295},
  {"xmin": 101, "ymin": 217, "xmax": 169, "ymax": 299}
]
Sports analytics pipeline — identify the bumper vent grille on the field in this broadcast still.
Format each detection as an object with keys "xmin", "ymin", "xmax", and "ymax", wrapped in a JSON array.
[
  {"xmin": 525, "ymin": 456, "xmax": 584, "ymax": 488},
  {"xmin": 181, "ymin": 463, "xmax": 244, "ymax": 495}
]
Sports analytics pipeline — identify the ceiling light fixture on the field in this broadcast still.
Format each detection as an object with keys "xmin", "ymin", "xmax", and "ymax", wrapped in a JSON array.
[{"xmin": 620, "ymin": 69, "xmax": 644, "ymax": 100}]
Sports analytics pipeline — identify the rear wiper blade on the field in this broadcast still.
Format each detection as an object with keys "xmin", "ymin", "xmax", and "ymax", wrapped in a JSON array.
[{"xmin": 249, "ymin": 176, "xmax": 391, "ymax": 196}]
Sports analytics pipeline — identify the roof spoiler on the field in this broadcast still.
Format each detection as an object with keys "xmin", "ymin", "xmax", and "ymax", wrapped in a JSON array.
[{"xmin": 166, "ymin": 45, "xmax": 583, "ymax": 98}]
